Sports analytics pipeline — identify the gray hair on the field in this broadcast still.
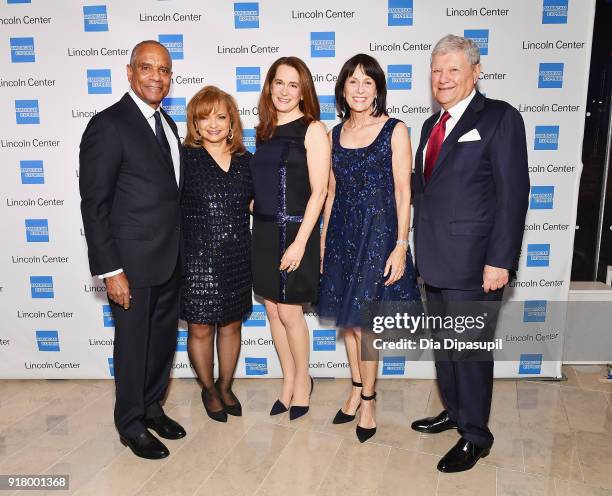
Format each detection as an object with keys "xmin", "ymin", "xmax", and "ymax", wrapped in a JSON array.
[
  {"xmin": 431, "ymin": 34, "xmax": 480, "ymax": 65},
  {"xmin": 129, "ymin": 40, "xmax": 171, "ymax": 67}
]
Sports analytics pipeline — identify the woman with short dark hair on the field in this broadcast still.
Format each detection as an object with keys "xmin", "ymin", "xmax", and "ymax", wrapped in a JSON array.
[{"xmin": 319, "ymin": 54, "xmax": 421, "ymax": 442}]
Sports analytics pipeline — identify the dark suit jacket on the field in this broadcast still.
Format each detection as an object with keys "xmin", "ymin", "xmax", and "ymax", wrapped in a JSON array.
[
  {"xmin": 79, "ymin": 92, "xmax": 183, "ymax": 288},
  {"xmin": 413, "ymin": 91, "xmax": 530, "ymax": 290}
]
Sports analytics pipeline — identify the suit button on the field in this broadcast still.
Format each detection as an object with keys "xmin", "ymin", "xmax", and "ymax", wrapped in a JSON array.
[{"xmin": 175, "ymin": 225, "xmax": 181, "ymax": 231}]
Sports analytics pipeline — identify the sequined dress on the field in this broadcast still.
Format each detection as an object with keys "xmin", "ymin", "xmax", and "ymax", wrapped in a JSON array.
[
  {"xmin": 318, "ymin": 118, "xmax": 421, "ymax": 327},
  {"xmin": 250, "ymin": 118, "xmax": 320, "ymax": 304},
  {"xmin": 180, "ymin": 147, "xmax": 253, "ymax": 324}
]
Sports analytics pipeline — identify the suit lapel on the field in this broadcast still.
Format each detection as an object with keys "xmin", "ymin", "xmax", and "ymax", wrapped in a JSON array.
[
  {"xmin": 416, "ymin": 114, "xmax": 438, "ymax": 190},
  {"xmin": 120, "ymin": 94, "xmax": 178, "ymax": 187},
  {"xmin": 428, "ymin": 92, "xmax": 485, "ymax": 184}
]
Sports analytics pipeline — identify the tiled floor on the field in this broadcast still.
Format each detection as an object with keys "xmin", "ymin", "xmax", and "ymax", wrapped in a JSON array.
[{"xmin": 1, "ymin": 365, "xmax": 612, "ymax": 495}]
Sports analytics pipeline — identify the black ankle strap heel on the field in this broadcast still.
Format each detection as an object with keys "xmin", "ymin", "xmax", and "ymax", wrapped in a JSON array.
[{"xmin": 356, "ymin": 391, "xmax": 377, "ymax": 443}]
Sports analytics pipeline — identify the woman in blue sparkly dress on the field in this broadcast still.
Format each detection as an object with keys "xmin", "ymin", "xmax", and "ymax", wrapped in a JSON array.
[{"xmin": 318, "ymin": 54, "xmax": 421, "ymax": 443}]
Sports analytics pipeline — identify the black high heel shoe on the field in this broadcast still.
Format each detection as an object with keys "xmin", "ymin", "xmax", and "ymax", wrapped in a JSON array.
[
  {"xmin": 202, "ymin": 388, "xmax": 227, "ymax": 423},
  {"xmin": 269, "ymin": 399, "xmax": 289, "ymax": 416},
  {"xmin": 289, "ymin": 376, "xmax": 314, "ymax": 421},
  {"xmin": 215, "ymin": 380, "xmax": 242, "ymax": 417},
  {"xmin": 355, "ymin": 391, "xmax": 376, "ymax": 443},
  {"xmin": 332, "ymin": 380, "xmax": 362, "ymax": 424}
]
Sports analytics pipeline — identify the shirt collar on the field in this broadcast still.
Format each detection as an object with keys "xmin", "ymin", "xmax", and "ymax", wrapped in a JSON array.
[
  {"xmin": 442, "ymin": 88, "xmax": 477, "ymax": 122},
  {"xmin": 128, "ymin": 88, "xmax": 159, "ymax": 120}
]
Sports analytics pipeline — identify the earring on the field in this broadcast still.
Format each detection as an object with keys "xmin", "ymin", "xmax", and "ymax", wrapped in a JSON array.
[{"xmin": 227, "ymin": 129, "xmax": 234, "ymax": 141}]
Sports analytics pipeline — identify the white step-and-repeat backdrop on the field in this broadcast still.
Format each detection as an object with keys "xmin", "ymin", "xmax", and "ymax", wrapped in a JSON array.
[{"xmin": 0, "ymin": 0, "xmax": 594, "ymax": 379}]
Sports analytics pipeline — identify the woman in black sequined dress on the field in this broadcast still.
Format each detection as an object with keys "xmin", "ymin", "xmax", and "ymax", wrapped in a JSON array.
[{"xmin": 181, "ymin": 86, "xmax": 253, "ymax": 422}]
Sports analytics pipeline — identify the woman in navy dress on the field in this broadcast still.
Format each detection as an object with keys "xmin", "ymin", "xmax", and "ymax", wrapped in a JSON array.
[
  {"xmin": 318, "ymin": 54, "xmax": 421, "ymax": 442},
  {"xmin": 250, "ymin": 57, "xmax": 331, "ymax": 420},
  {"xmin": 181, "ymin": 86, "xmax": 253, "ymax": 422}
]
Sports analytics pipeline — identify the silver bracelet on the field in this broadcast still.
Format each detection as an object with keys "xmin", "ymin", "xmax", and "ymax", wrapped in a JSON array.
[{"xmin": 396, "ymin": 239, "xmax": 408, "ymax": 250}]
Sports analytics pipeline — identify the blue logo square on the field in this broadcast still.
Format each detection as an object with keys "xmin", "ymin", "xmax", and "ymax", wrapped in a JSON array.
[
  {"xmin": 20, "ymin": 160, "xmax": 44, "ymax": 184},
  {"xmin": 87, "ymin": 69, "xmax": 112, "ymax": 94},
  {"xmin": 319, "ymin": 96, "xmax": 336, "ymax": 120},
  {"xmin": 108, "ymin": 357, "xmax": 114, "ymax": 377},
  {"xmin": 464, "ymin": 29, "xmax": 489, "ymax": 56},
  {"xmin": 176, "ymin": 330, "xmax": 188, "ymax": 352},
  {"xmin": 313, "ymin": 330, "xmax": 336, "ymax": 351},
  {"xmin": 243, "ymin": 304, "xmax": 266, "ymax": 326},
  {"xmin": 534, "ymin": 125, "xmax": 559, "ymax": 150},
  {"xmin": 311, "ymin": 32, "xmax": 335, "ymax": 58},
  {"xmin": 388, "ymin": 0, "xmax": 413, "ymax": 26},
  {"xmin": 10, "ymin": 37, "xmax": 35, "ymax": 63},
  {"xmin": 519, "ymin": 353, "xmax": 542, "ymax": 374},
  {"xmin": 243, "ymin": 128, "xmax": 256, "ymax": 153},
  {"xmin": 523, "ymin": 300, "xmax": 547, "ymax": 323},
  {"xmin": 382, "ymin": 356, "xmax": 406, "ymax": 375},
  {"xmin": 83, "ymin": 5, "xmax": 108, "ymax": 32},
  {"xmin": 36, "ymin": 330, "xmax": 59, "ymax": 352},
  {"xmin": 15, "ymin": 99, "xmax": 39, "ymax": 125},
  {"xmin": 538, "ymin": 63, "xmax": 564, "ymax": 88},
  {"xmin": 234, "ymin": 2, "xmax": 259, "ymax": 29},
  {"xmin": 542, "ymin": 0, "xmax": 568, "ymax": 24},
  {"xmin": 25, "ymin": 219, "xmax": 49, "ymax": 242},
  {"xmin": 236, "ymin": 67, "xmax": 261, "ymax": 92},
  {"xmin": 387, "ymin": 64, "xmax": 412, "ymax": 90},
  {"xmin": 102, "ymin": 305, "xmax": 114, "ymax": 327},
  {"xmin": 530, "ymin": 186, "xmax": 555, "ymax": 209},
  {"xmin": 30, "ymin": 276, "xmax": 54, "ymax": 298},
  {"xmin": 8, "ymin": 0, "xmax": 32, "ymax": 3},
  {"xmin": 526, "ymin": 244, "xmax": 550, "ymax": 267},
  {"xmin": 162, "ymin": 97, "xmax": 186, "ymax": 122},
  {"xmin": 159, "ymin": 34, "xmax": 183, "ymax": 60},
  {"xmin": 245, "ymin": 357, "xmax": 268, "ymax": 375}
]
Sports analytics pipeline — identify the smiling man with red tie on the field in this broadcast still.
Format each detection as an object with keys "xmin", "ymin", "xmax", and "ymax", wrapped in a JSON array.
[{"xmin": 411, "ymin": 34, "xmax": 530, "ymax": 473}]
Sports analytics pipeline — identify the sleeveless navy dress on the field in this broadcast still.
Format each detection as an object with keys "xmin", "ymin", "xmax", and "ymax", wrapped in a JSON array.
[
  {"xmin": 250, "ymin": 118, "xmax": 320, "ymax": 304},
  {"xmin": 318, "ymin": 118, "xmax": 421, "ymax": 327}
]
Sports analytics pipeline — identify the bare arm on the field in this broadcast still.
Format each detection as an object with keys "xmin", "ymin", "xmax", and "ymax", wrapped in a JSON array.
[
  {"xmin": 279, "ymin": 120, "xmax": 331, "ymax": 272},
  {"xmin": 384, "ymin": 121, "xmax": 413, "ymax": 285},
  {"xmin": 319, "ymin": 130, "xmax": 336, "ymax": 272}
]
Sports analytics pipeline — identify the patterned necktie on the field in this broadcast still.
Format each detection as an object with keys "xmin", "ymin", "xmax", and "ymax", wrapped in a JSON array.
[
  {"xmin": 153, "ymin": 110, "xmax": 172, "ymax": 162},
  {"xmin": 424, "ymin": 111, "xmax": 451, "ymax": 182}
]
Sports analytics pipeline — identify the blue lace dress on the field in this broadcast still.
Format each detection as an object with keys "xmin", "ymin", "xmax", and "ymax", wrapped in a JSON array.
[{"xmin": 318, "ymin": 118, "xmax": 421, "ymax": 327}]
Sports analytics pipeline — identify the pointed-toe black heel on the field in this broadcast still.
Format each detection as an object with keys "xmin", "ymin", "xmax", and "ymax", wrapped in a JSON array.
[
  {"xmin": 289, "ymin": 376, "xmax": 314, "ymax": 421},
  {"xmin": 332, "ymin": 380, "xmax": 362, "ymax": 424},
  {"xmin": 215, "ymin": 380, "xmax": 242, "ymax": 417},
  {"xmin": 269, "ymin": 399, "xmax": 289, "ymax": 416},
  {"xmin": 202, "ymin": 389, "xmax": 227, "ymax": 423},
  {"xmin": 356, "ymin": 391, "xmax": 377, "ymax": 443}
]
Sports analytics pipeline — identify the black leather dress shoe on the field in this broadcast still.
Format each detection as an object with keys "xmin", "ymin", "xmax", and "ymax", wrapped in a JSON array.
[
  {"xmin": 411, "ymin": 410, "xmax": 458, "ymax": 434},
  {"xmin": 120, "ymin": 431, "xmax": 169, "ymax": 460},
  {"xmin": 437, "ymin": 438, "xmax": 490, "ymax": 473},
  {"xmin": 143, "ymin": 414, "xmax": 186, "ymax": 440}
]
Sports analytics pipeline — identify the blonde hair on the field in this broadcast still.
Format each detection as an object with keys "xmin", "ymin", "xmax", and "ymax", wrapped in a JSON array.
[{"xmin": 184, "ymin": 85, "xmax": 246, "ymax": 154}]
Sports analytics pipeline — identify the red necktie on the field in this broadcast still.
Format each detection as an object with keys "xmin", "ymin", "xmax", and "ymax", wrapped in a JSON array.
[{"xmin": 424, "ymin": 111, "xmax": 451, "ymax": 182}]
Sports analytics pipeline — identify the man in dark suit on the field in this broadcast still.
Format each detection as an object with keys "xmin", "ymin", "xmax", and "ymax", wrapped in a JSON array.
[
  {"xmin": 411, "ymin": 34, "xmax": 529, "ymax": 473},
  {"xmin": 79, "ymin": 40, "xmax": 185, "ymax": 459}
]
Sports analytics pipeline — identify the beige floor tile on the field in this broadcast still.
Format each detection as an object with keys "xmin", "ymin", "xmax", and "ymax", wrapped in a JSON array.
[
  {"xmin": 574, "ymin": 366, "xmax": 612, "ymax": 393},
  {"xmin": 479, "ymin": 419, "xmax": 524, "ymax": 471},
  {"xmin": 555, "ymin": 479, "xmax": 612, "ymax": 496},
  {"xmin": 417, "ymin": 428, "xmax": 461, "ymax": 457},
  {"xmin": 497, "ymin": 468, "xmax": 556, "ymax": 496},
  {"xmin": 522, "ymin": 428, "xmax": 582, "ymax": 481},
  {"xmin": 518, "ymin": 382, "xmax": 571, "ymax": 433},
  {"xmin": 255, "ymin": 429, "xmax": 342, "ymax": 496},
  {"xmin": 194, "ymin": 422, "xmax": 295, "ymax": 496},
  {"xmin": 562, "ymin": 388, "xmax": 612, "ymax": 433},
  {"xmin": 315, "ymin": 438, "xmax": 390, "ymax": 496},
  {"xmin": 576, "ymin": 431, "xmax": 612, "ymax": 489},
  {"xmin": 437, "ymin": 461, "xmax": 496, "ymax": 496},
  {"xmin": 135, "ymin": 417, "xmax": 251, "ymax": 496},
  {"xmin": 376, "ymin": 448, "xmax": 439, "ymax": 496},
  {"xmin": 561, "ymin": 365, "xmax": 581, "ymax": 388}
]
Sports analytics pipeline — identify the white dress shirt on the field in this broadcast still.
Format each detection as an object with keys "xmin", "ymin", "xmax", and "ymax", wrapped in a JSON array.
[
  {"xmin": 97, "ymin": 90, "xmax": 181, "ymax": 279},
  {"xmin": 423, "ymin": 88, "xmax": 477, "ymax": 166}
]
